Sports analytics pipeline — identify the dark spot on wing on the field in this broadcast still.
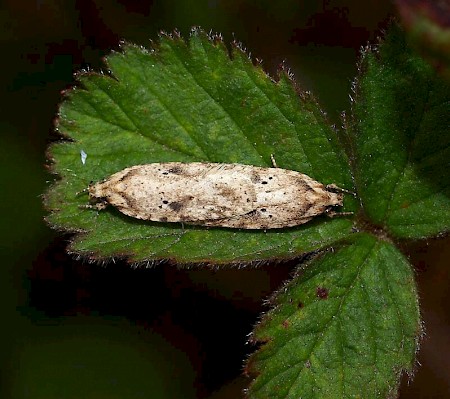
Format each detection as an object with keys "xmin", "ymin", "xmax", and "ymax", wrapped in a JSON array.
[
  {"xmin": 121, "ymin": 192, "xmax": 138, "ymax": 209},
  {"xmin": 245, "ymin": 209, "xmax": 258, "ymax": 217},
  {"xmin": 297, "ymin": 178, "xmax": 314, "ymax": 192},
  {"xmin": 219, "ymin": 186, "xmax": 234, "ymax": 198},
  {"xmin": 168, "ymin": 165, "xmax": 183, "ymax": 174},
  {"xmin": 161, "ymin": 165, "xmax": 185, "ymax": 176},
  {"xmin": 169, "ymin": 201, "xmax": 183, "ymax": 212},
  {"xmin": 251, "ymin": 173, "xmax": 261, "ymax": 183},
  {"xmin": 300, "ymin": 202, "xmax": 313, "ymax": 214},
  {"xmin": 159, "ymin": 217, "xmax": 168, "ymax": 222},
  {"xmin": 118, "ymin": 167, "xmax": 139, "ymax": 182}
]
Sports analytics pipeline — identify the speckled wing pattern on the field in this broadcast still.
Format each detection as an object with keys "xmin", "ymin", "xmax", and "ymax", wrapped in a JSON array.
[{"xmin": 89, "ymin": 162, "xmax": 343, "ymax": 229}]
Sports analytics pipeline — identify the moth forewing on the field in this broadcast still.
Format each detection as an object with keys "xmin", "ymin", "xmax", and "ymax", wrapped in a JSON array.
[{"xmin": 86, "ymin": 162, "xmax": 346, "ymax": 229}]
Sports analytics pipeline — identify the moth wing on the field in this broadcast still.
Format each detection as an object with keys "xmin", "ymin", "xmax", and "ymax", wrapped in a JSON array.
[
  {"xmin": 100, "ymin": 163, "xmax": 330, "ymax": 228},
  {"xmin": 106, "ymin": 163, "xmax": 259, "ymax": 222}
]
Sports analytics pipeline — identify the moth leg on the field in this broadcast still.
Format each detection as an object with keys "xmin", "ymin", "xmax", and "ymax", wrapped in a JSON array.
[
  {"xmin": 270, "ymin": 154, "xmax": 278, "ymax": 168},
  {"xmin": 79, "ymin": 201, "xmax": 108, "ymax": 211},
  {"xmin": 326, "ymin": 184, "xmax": 356, "ymax": 197},
  {"xmin": 76, "ymin": 187, "xmax": 89, "ymax": 196}
]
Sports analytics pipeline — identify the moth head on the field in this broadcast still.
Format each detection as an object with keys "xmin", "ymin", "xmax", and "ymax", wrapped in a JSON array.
[
  {"xmin": 74, "ymin": 181, "xmax": 107, "ymax": 210},
  {"xmin": 87, "ymin": 181, "xmax": 101, "ymax": 199}
]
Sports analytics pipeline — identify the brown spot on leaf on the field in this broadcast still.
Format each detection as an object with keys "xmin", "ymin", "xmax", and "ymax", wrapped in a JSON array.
[
  {"xmin": 282, "ymin": 320, "xmax": 290, "ymax": 329},
  {"xmin": 316, "ymin": 286, "xmax": 329, "ymax": 299}
]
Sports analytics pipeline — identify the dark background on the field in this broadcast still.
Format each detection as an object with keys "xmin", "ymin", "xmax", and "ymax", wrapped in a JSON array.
[{"xmin": 1, "ymin": 1, "xmax": 449, "ymax": 397}]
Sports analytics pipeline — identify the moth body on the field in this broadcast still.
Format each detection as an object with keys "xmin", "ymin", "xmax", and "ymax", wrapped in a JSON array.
[{"xmin": 87, "ymin": 162, "xmax": 345, "ymax": 229}]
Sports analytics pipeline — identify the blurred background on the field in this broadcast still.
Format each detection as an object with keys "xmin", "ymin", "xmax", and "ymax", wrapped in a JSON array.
[{"xmin": 1, "ymin": 0, "xmax": 449, "ymax": 397}]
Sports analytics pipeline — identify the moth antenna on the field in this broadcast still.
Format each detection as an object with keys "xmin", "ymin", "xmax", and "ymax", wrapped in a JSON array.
[
  {"xmin": 326, "ymin": 209, "xmax": 354, "ymax": 218},
  {"xmin": 79, "ymin": 200, "xmax": 108, "ymax": 211},
  {"xmin": 326, "ymin": 184, "xmax": 356, "ymax": 197}
]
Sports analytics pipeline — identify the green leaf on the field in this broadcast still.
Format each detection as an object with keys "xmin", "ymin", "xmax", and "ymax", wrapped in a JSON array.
[
  {"xmin": 45, "ymin": 29, "xmax": 355, "ymax": 264},
  {"xmin": 246, "ymin": 233, "xmax": 420, "ymax": 399},
  {"xmin": 351, "ymin": 24, "xmax": 450, "ymax": 239}
]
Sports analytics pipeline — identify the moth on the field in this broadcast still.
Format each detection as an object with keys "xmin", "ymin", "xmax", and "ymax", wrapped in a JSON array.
[{"xmin": 84, "ymin": 161, "xmax": 349, "ymax": 229}]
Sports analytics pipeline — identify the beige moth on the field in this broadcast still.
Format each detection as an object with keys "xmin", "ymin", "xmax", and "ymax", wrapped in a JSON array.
[{"xmin": 85, "ymin": 162, "xmax": 347, "ymax": 229}]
